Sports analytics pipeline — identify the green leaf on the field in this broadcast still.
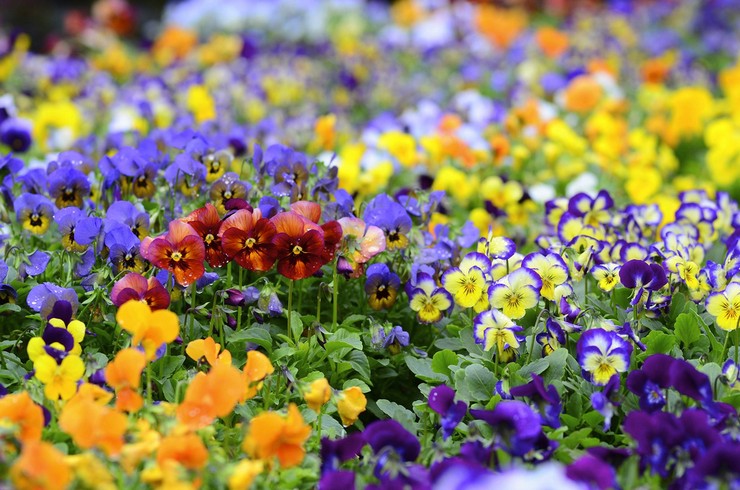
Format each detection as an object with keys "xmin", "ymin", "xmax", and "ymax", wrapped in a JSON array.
[
  {"xmin": 325, "ymin": 330, "xmax": 363, "ymax": 354},
  {"xmin": 340, "ymin": 314, "xmax": 367, "ymax": 328},
  {"xmin": 644, "ymin": 331, "xmax": 676, "ymax": 355},
  {"xmin": 0, "ymin": 303, "xmax": 21, "ymax": 314},
  {"xmin": 675, "ymin": 313, "xmax": 701, "ymax": 348},
  {"xmin": 226, "ymin": 327, "xmax": 273, "ymax": 353},
  {"xmin": 541, "ymin": 348, "xmax": 568, "ymax": 384},
  {"xmin": 405, "ymin": 356, "xmax": 447, "ymax": 383},
  {"xmin": 289, "ymin": 311, "xmax": 303, "ymax": 343},
  {"xmin": 431, "ymin": 350, "xmax": 458, "ymax": 378},
  {"xmin": 348, "ymin": 350, "xmax": 371, "ymax": 382},
  {"xmin": 151, "ymin": 355, "xmax": 185, "ymax": 382},
  {"xmin": 376, "ymin": 399, "xmax": 418, "ymax": 434},
  {"xmin": 462, "ymin": 364, "xmax": 496, "ymax": 402}
]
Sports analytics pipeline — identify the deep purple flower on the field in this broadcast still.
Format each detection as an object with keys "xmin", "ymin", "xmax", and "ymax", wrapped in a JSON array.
[
  {"xmin": 471, "ymin": 400, "xmax": 543, "ymax": 457},
  {"xmin": 566, "ymin": 454, "xmax": 617, "ymax": 490},
  {"xmin": 381, "ymin": 326, "xmax": 409, "ymax": 354},
  {"xmin": 320, "ymin": 433, "xmax": 366, "ymax": 474},
  {"xmin": 27, "ymin": 283, "xmax": 78, "ymax": 319},
  {"xmin": 0, "ymin": 117, "xmax": 32, "ymax": 153},
  {"xmin": 47, "ymin": 166, "xmax": 90, "ymax": 209},
  {"xmin": 619, "ymin": 260, "xmax": 668, "ymax": 305},
  {"xmin": 318, "ymin": 470, "xmax": 355, "ymax": 490},
  {"xmin": 364, "ymin": 419, "xmax": 420, "ymax": 462},
  {"xmin": 510, "ymin": 374, "xmax": 561, "ymax": 428},
  {"xmin": 624, "ymin": 410, "xmax": 682, "ymax": 477},
  {"xmin": 626, "ymin": 354, "xmax": 672, "ymax": 412},
  {"xmin": 428, "ymin": 385, "xmax": 467, "ymax": 439},
  {"xmin": 590, "ymin": 374, "xmax": 620, "ymax": 431}
]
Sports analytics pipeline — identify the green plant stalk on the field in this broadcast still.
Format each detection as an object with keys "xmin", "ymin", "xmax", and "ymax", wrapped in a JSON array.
[
  {"xmin": 288, "ymin": 279, "xmax": 295, "ymax": 343},
  {"xmin": 146, "ymin": 363, "xmax": 152, "ymax": 406},
  {"xmin": 332, "ymin": 259, "xmax": 339, "ymax": 331},
  {"xmin": 237, "ymin": 267, "xmax": 244, "ymax": 330}
]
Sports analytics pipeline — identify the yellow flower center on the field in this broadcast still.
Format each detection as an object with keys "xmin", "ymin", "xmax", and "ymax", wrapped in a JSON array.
[
  {"xmin": 205, "ymin": 233, "xmax": 214, "ymax": 244},
  {"xmin": 245, "ymin": 237, "xmax": 256, "ymax": 248},
  {"xmin": 292, "ymin": 245, "xmax": 303, "ymax": 255},
  {"xmin": 171, "ymin": 251, "xmax": 183, "ymax": 262}
]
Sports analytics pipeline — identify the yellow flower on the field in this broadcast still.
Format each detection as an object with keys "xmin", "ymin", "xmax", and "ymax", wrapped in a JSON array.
[
  {"xmin": 314, "ymin": 114, "xmax": 337, "ymax": 151},
  {"xmin": 33, "ymin": 100, "xmax": 84, "ymax": 152},
  {"xmin": 66, "ymin": 453, "xmax": 116, "ymax": 490},
  {"xmin": 116, "ymin": 300, "xmax": 179, "ymax": 360},
  {"xmin": 377, "ymin": 131, "xmax": 418, "ymax": 167},
  {"xmin": 706, "ymin": 283, "xmax": 740, "ymax": 331},
  {"xmin": 186, "ymin": 85, "xmax": 216, "ymax": 124},
  {"xmin": 336, "ymin": 386, "xmax": 367, "ymax": 426},
  {"xmin": 304, "ymin": 378, "xmax": 331, "ymax": 412},
  {"xmin": 229, "ymin": 460, "xmax": 265, "ymax": 490},
  {"xmin": 34, "ymin": 353, "xmax": 85, "ymax": 401}
]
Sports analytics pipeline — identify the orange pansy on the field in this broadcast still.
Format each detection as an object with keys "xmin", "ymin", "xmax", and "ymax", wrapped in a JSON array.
[
  {"xmin": 9, "ymin": 441, "xmax": 71, "ymax": 490},
  {"xmin": 243, "ymin": 350, "xmax": 275, "ymax": 400},
  {"xmin": 106, "ymin": 347, "xmax": 147, "ymax": 412},
  {"xmin": 177, "ymin": 362, "xmax": 246, "ymax": 430},
  {"xmin": 0, "ymin": 391, "xmax": 44, "ymax": 443},
  {"xmin": 243, "ymin": 403, "xmax": 311, "ymax": 468},
  {"xmin": 157, "ymin": 432, "xmax": 209, "ymax": 470},
  {"xmin": 186, "ymin": 336, "xmax": 232, "ymax": 366},
  {"xmin": 59, "ymin": 385, "xmax": 128, "ymax": 456}
]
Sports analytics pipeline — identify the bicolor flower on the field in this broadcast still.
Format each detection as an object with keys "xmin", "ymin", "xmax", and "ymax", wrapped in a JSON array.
[
  {"xmin": 488, "ymin": 267, "xmax": 542, "ymax": 319},
  {"xmin": 336, "ymin": 217, "xmax": 386, "ymax": 276},
  {"xmin": 442, "ymin": 252, "xmax": 491, "ymax": 309},
  {"xmin": 363, "ymin": 194, "xmax": 413, "ymax": 250},
  {"xmin": 705, "ymin": 282, "xmax": 740, "ymax": 331},
  {"xmin": 365, "ymin": 263, "xmax": 400, "ymax": 311},
  {"xmin": 142, "ymin": 220, "xmax": 206, "ymax": 287},
  {"xmin": 567, "ymin": 190, "xmax": 613, "ymax": 227},
  {"xmin": 577, "ymin": 328, "xmax": 633, "ymax": 386},
  {"xmin": 210, "ymin": 171, "xmax": 250, "ymax": 214},
  {"xmin": 14, "ymin": 193, "xmax": 54, "ymax": 235},
  {"xmin": 219, "ymin": 208, "xmax": 277, "ymax": 272},
  {"xmin": 521, "ymin": 252, "xmax": 568, "ymax": 301},
  {"xmin": 478, "ymin": 235, "xmax": 516, "ymax": 260},
  {"xmin": 47, "ymin": 166, "xmax": 90, "ymax": 209},
  {"xmin": 536, "ymin": 318, "xmax": 567, "ymax": 356},
  {"xmin": 473, "ymin": 308, "xmax": 523, "ymax": 357},
  {"xmin": 271, "ymin": 211, "xmax": 336, "ymax": 280},
  {"xmin": 110, "ymin": 272, "xmax": 170, "ymax": 310},
  {"xmin": 407, "ymin": 272, "xmax": 453, "ymax": 323},
  {"xmin": 591, "ymin": 263, "xmax": 620, "ymax": 292}
]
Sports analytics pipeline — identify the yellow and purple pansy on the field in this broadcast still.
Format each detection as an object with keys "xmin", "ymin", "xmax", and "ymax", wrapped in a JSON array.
[
  {"xmin": 488, "ymin": 267, "xmax": 542, "ymax": 319},
  {"xmin": 577, "ymin": 328, "xmax": 633, "ymax": 386}
]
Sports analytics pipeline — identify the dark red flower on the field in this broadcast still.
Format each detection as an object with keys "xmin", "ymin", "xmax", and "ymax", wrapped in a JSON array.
[
  {"xmin": 219, "ymin": 209, "xmax": 277, "ymax": 272},
  {"xmin": 182, "ymin": 203, "xmax": 229, "ymax": 268},
  {"xmin": 142, "ymin": 221, "xmax": 205, "ymax": 287},
  {"xmin": 272, "ymin": 211, "xmax": 328, "ymax": 280}
]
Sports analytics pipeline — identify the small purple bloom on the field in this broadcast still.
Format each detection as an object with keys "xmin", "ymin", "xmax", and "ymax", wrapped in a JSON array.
[{"xmin": 428, "ymin": 385, "xmax": 468, "ymax": 439}]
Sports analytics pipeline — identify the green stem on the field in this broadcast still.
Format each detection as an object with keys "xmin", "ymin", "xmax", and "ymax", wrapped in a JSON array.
[
  {"xmin": 188, "ymin": 282, "xmax": 197, "ymax": 341},
  {"xmin": 316, "ymin": 290, "xmax": 322, "ymax": 324},
  {"xmin": 735, "ymin": 320, "xmax": 740, "ymax": 368},
  {"xmin": 316, "ymin": 405, "xmax": 324, "ymax": 442},
  {"xmin": 237, "ymin": 267, "xmax": 244, "ymax": 329},
  {"xmin": 332, "ymin": 259, "xmax": 339, "ymax": 331},
  {"xmin": 146, "ymin": 363, "xmax": 152, "ymax": 406},
  {"xmin": 227, "ymin": 262, "xmax": 233, "ymax": 289},
  {"xmin": 288, "ymin": 279, "xmax": 295, "ymax": 343},
  {"xmin": 722, "ymin": 330, "xmax": 732, "ymax": 363}
]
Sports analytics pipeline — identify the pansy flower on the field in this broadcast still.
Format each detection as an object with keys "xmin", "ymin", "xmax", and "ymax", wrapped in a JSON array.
[
  {"xmin": 442, "ymin": 252, "xmax": 491, "ymax": 309},
  {"xmin": 210, "ymin": 171, "xmax": 250, "ymax": 213},
  {"xmin": 705, "ymin": 282, "xmax": 740, "ymax": 331},
  {"xmin": 110, "ymin": 272, "xmax": 170, "ymax": 310},
  {"xmin": 536, "ymin": 318, "xmax": 567, "ymax": 356},
  {"xmin": 363, "ymin": 419, "xmax": 423, "ymax": 487},
  {"xmin": 510, "ymin": 374, "xmax": 562, "ymax": 428},
  {"xmin": 105, "ymin": 225, "xmax": 146, "ymax": 274},
  {"xmin": 488, "ymin": 267, "xmax": 542, "ymax": 319},
  {"xmin": 47, "ymin": 166, "xmax": 90, "ymax": 209},
  {"xmin": 177, "ymin": 362, "xmax": 246, "ymax": 430},
  {"xmin": 142, "ymin": 220, "xmax": 206, "ymax": 287},
  {"xmin": 106, "ymin": 200, "xmax": 150, "ymax": 239},
  {"xmin": 407, "ymin": 272, "xmax": 453, "ymax": 323},
  {"xmin": 0, "ymin": 117, "xmax": 32, "ymax": 152},
  {"xmin": 591, "ymin": 263, "xmax": 620, "ymax": 292},
  {"xmin": 219, "ymin": 208, "xmax": 277, "ymax": 272},
  {"xmin": 271, "ymin": 211, "xmax": 335, "ymax": 280},
  {"xmin": 202, "ymin": 149, "xmax": 232, "ymax": 183},
  {"xmin": 428, "ymin": 385, "xmax": 467, "ymax": 440},
  {"xmin": 363, "ymin": 194, "xmax": 413, "ymax": 250},
  {"xmin": 590, "ymin": 375, "xmax": 621, "ymax": 430},
  {"xmin": 577, "ymin": 328, "xmax": 633, "ymax": 386},
  {"xmin": 619, "ymin": 259, "xmax": 668, "ymax": 305},
  {"xmin": 473, "ymin": 308, "xmax": 523, "ymax": 357},
  {"xmin": 470, "ymin": 400, "xmax": 544, "ymax": 457},
  {"xmin": 242, "ymin": 403, "xmax": 312, "ymax": 468},
  {"xmin": 365, "ymin": 263, "xmax": 400, "ymax": 311},
  {"xmin": 182, "ymin": 203, "xmax": 229, "ymax": 268},
  {"xmin": 115, "ymin": 300, "xmax": 179, "ymax": 360},
  {"xmin": 14, "ymin": 193, "xmax": 54, "ymax": 235},
  {"xmin": 626, "ymin": 354, "xmax": 672, "ymax": 412},
  {"xmin": 104, "ymin": 348, "xmax": 147, "ymax": 413},
  {"xmin": 337, "ymin": 386, "xmax": 368, "ymax": 426},
  {"xmin": 521, "ymin": 252, "xmax": 568, "ymax": 301},
  {"xmin": 336, "ymin": 217, "xmax": 386, "ymax": 277},
  {"xmin": 34, "ymin": 352, "xmax": 85, "ymax": 401},
  {"xmin": 55, "ymin": 207, "xmax": 87, "ymax": 252}
]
